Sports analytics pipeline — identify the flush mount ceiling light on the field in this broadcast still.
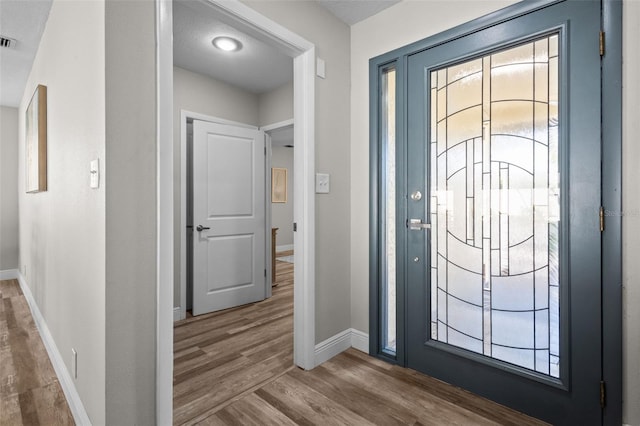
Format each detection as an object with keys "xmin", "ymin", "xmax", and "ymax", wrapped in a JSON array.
[{"xmin": 212, "ymin": 36, "xmax": 242, "ymax": 52}]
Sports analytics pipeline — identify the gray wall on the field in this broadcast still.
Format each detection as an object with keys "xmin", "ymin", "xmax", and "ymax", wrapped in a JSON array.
[
  {"xmin": 105, "ymin": 0, "xmax": 158, "ymax": 423},
  {"xmin": 622, "ymin": 1, "xmax": 640, "ymax": 423},
  {"xmin": 18, "ymin": 0, "xmax": 106, "ymax": 422},
  {"xmin": 243, "ymin": 0, "xmax": 352, "ymax": 344},
  {"xmin": 351, "ymin": 1, "xmax": 640, "ymax": 424},
  {"xmin": 0, "ymin": 106, "xmax": 19, "ymax": 270},
  {"xmin": 270, "ymin": 146, "xmax": 294, "ymax": 247},
  {"xmin": 260, "ymin": 81, "xmax": 294, "ymax": 248},
  {"xmin": 259, "ymin": 81, "xmax": 293, "ymax": 127}
]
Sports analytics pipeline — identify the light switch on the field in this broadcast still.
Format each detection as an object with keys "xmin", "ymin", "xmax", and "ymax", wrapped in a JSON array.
[
  {"xmin": 90, "ymin": 159, "xmax": 100, "ymax": 189},
  {"xmin": 315, "ymin": 173, "xmax": 330, "ymax": 194},
  {"xmin": 316, "ymin": 58, "xmax": 326, "ymax": 79}
]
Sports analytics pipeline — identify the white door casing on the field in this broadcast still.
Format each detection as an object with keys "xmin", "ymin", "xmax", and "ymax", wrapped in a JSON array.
[{"xmin": 192, "ymin": 120, "xmax": 267, "ymax": 315}]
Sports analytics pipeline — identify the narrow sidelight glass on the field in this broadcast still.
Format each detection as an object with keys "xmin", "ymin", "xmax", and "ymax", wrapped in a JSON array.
[{"xmin": 382, "ymin": 67, "xmax": 397, "ymax": 353}]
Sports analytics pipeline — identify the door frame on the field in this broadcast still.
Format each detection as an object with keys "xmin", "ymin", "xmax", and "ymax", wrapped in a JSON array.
[
  {"xmin": 368, "ymin": 0, "xmax": 622, "ymax": 423},
  {"xmin": 156, "ymin": 0, "xmax": 317, "ymax": 423}
]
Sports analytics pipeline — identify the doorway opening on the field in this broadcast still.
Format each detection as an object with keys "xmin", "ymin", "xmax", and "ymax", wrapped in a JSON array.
[{"xmin": 156, "ymin": 0, "xmax": 316, "ymax": 423}]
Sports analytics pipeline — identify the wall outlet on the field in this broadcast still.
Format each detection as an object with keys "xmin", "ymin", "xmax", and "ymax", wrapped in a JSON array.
[{"xmin": 71, "ymin": 348, "xmax": 78, "ymax": 379}]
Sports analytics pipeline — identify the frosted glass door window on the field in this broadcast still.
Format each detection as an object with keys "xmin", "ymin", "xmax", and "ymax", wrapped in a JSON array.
[
  {"xmin": 429, "ymin": 35, "xmax": 560, "ymax": 377},
  {"xmin": 383, "ymin": 68, "xmax": 397, "ymax": 353}
]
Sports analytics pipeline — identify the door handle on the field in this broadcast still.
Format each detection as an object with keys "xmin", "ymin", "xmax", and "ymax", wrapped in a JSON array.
[
  {"xmin": 196, "ymin": 225, "xmax": 210, "ymax": 232},
  {"xmin": 408, "ymin": 218, "xmax": 431, "ymax": 230}
]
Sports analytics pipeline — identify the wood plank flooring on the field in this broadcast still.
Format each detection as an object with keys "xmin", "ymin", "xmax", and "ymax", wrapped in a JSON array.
[
  {"xmin": 173, "ymin": 252, "xmax": 294, "ymax": 424},
  {"xmin": 0, "ymin": 279, "xmax": 74, "ymax": 426},
  {"xmin": 174, "ymin": 253, "xmax": 546, "ymax": 426}
]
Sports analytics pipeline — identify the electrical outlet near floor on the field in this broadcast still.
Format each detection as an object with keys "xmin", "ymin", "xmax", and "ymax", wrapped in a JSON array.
[{"xmin": 71, "ymin": 348, "xmax": 78, "ymax": 379}]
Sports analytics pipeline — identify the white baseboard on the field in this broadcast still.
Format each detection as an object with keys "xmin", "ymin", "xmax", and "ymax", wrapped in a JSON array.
[
  {"xmin": 16, "ymin": 273, "xmax": 92, "ymax": 426},
  {"xmin": 314, "ymin": 329, "xmax": 352, "ymax": 366},
  {"xmin": 275, "ymin": 244, "xmax": 294, "ymax": 252},
  {"xmin": 0, "ymin": 269, "xmax": 19, "ymax": 280},
  {"xmin": 350, "ymin": 329, "xmax": 369, "ymax": 353},
  {"xmin": 314, "ymin": 328, "xmax": 370, "ymax": 367},
  {"xmin": 173, "ymin": 307, "xmax": 182, "ymax": 322}
]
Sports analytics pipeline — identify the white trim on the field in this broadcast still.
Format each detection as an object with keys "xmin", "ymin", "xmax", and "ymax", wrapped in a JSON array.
[
  {"xmin": 275, "ymin": 244, "xmax": 294, "ymax": 252},
  {"xmin": 16, "ymin": 273, "xmax": 92, "ymax": 425},
  {"xmin": 313, "ymin": 329, "xmax": 371, "ymax": 366},
  {"xmin": 350, "ymin": 329, "xmax": 369, "ymax": 353},
  {"xmin": 182, "ymin": 109, "xmax": 258, "ymax": 129},
  {"xmin": 156, "ymin": 0, "xmax": 174, "ymax": 424},
  {"xmin": 0, "ymin": 269, "xmax": 19, "ymax": 280},
  {"xmin": 293, "ymin": 46, "xmax": 316, "ymax": 370},
  {"xmin": 173, "ymin": 307, "xmax": 183, "ymax": 322},
  {"xmin": 314, "ymin": 329, "xmax": 352, "ymax": 366},
  {"xmin": 261, "ymin": 118, "xmax": 294, "ymax": 133}
]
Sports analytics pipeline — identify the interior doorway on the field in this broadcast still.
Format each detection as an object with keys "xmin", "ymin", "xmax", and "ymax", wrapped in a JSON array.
[{"xmin": 157, "ymin": 0, "xmax": 317, "ymax": 422}]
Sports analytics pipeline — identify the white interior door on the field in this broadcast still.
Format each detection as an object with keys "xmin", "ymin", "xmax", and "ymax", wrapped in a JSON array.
[{"xmin": 192, "ymin": 120, "xmax": 266, "ymax": 316}]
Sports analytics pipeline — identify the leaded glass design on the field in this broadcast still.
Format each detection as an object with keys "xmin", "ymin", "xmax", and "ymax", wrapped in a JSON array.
[{"xmin": 429, "ymin": 35, "xmax": 560, "ymax": 377}]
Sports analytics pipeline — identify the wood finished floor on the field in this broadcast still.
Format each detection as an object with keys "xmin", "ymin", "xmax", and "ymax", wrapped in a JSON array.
[
  {"xmin": 174, "ymin": 253, "xmax": 547, "ymax": 426},
  {"xmin": 0, "ymin": 279, "xmax": 74, "ymax": 426}
]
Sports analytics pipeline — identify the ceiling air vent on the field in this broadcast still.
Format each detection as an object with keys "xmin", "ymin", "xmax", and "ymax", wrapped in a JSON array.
[{"xmin": 0, "ymin": 36, "xmax": 16, "ymax": 49}]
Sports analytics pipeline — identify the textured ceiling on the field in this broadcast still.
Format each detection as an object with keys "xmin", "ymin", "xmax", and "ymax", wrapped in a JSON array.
[
  {"xmin": 315, "ymin": 0, "xmax": 401, "ymax": 26},
  {"xmin": 173, "ymin": 0, "xmax": 293, "ymax": 95},
  {"xmin": 0, "ymin": 0, "xmax": 52, "ymax": 107},
  {"xmin": 0, "ymin": 0, "xmax": 400, "ymax": 107}
]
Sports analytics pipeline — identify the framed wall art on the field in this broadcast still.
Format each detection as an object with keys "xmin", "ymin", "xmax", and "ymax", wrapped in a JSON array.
[
  {"xmin": 26, "ymin": 84, "xmax": 47, "ymax": 193},
  {"xmin": 271, "ymin": 167, "xmax": 287, "ymax": 203}
]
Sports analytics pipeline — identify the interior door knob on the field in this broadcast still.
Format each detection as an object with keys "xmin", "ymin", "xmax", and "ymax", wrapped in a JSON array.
[{"xmin": 196, "ymin": 225, "xmax": 210, "ymax": 232}]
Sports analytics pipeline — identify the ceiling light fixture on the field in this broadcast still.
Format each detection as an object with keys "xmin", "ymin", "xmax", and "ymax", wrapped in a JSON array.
[{"xmin": 212, "ymin": 36, "xmax": 242, "ymax": 52}]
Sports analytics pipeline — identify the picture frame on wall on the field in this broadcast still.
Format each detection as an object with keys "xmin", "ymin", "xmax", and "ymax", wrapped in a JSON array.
[
  {"xmin": 26, "ymin": 84, "xmax": 47, "ymax": 193},
  {"xmin": 271, "ymin": 167, "xmax": 287, "ymax": 203}
]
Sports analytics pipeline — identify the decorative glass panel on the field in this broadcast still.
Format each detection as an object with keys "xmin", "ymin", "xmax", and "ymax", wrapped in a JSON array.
[
  {"xmin": 429, "ymin": 35, "xmax": 560, "ymax": 377},
  {"xmin": 383, "ymin": 68, "xmax": 397, "ymax": 353}
]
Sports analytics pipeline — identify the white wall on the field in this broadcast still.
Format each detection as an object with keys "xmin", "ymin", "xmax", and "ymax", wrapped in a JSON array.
[
  {"xmin": 0, "ymin": 106, "xmax": 19, "ymax": 271},
  {"xmin": 18, "ymin": 0, "xmax": 106, "ymax": 422},
  {"xmin": 351, "ymin": 1, "xmax": 638, "ymax": 424},
  {"xmin": 243, "ymin": 0, "xmax": 352, "ymax": 343},
  {"xmin": 623, "ymin": 1, "xmax": 640, "ymax": 423},
  {"xmin": 172, "ymin": 66, "xmax": 260, "ymax": 306},
  {"xmin": 259, "ymin": 81, "xmax": 293, "ymax": 127},
  {"xmin": 271, "ymin": 146, "xmax": 294, "ymax": 246}
]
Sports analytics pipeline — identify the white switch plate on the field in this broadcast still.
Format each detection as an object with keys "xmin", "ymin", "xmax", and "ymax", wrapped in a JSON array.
[
  {"xmin": 316, "ymin": 58, "xmax": 326, "ymax": 79},
  {"xmin": 315, "ymin": 173, "xmax": 330, "ymax": 194},
  {"xmin": 90, "ymin": 159, "xmax": 100, "ymax": 188}
]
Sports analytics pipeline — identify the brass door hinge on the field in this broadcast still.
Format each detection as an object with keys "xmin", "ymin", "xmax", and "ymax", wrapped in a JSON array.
[
  {"xmin": 599, "ymin": 31, "xmax": 605, "ymax": 56},
  {"xmin": 599, "ymin": 206, "xmax": 605, "ymax": 232},
  {"xmin": 600, "ymin": 380, "xmax": 606, "ymax": 408}
]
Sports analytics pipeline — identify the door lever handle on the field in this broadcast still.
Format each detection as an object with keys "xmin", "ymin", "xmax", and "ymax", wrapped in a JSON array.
[
  {"xmin": 408, "ymin": 218, "xmax": 431, "ymax": 230},
  {"xmin": 196, "ymin": 225, "xmax": 210, "ymax": 232}
]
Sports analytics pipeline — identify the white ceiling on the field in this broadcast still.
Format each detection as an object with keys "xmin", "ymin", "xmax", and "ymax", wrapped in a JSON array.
[
  {"xmin": 173, "ymin": 0, "xmax": 293, "ymax": 95},
  {"xmin": 0, "ymin": 0, "xmax": 52, "ymax": 107},
  {"xmin": 316, "ymin": 0, "xmax": 401, "ymax": 26},
  {"xmin": 269, "ymin": 125, "xmax": 294, "ymax": 148},
  {"xmin": 0, "ymin": 0, "xmax": 401, "ymax": 107}
]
